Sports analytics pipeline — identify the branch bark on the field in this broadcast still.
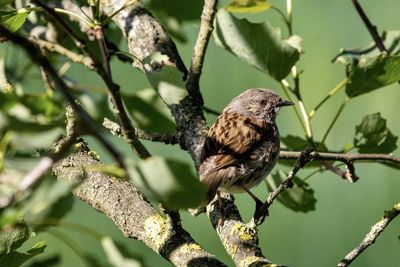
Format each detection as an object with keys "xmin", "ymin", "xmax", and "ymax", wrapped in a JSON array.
[
  {"xmin": 337, "ymin": 202, "xmax": 400, "ymax": 267},
  {"xmin": 52, "ymin": 142, "xmax": 226, "ymax": 266}
]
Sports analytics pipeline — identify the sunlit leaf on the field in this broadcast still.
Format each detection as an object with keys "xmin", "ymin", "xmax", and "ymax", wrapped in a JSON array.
[
  {"xmin": 127, "ymin": 157, "xmax": 206, "ymax": 209},
  {"xmin": 345, "ymin": 54, "xmax": 400, "ymax": 98},
  {"xmin": 123, "ymin": 88, "xmax": 176, "ymax": 132},
  {"xmin": 0, "ymin": 8, "xmax": 30, "ymax": 32},
  {"xmin": 226, "ymin": 0, "xmax": 271, "ymax": 14},
  {"xmin": 267, "ymin": 170, "xmax": 316, "ymax": 212},
  {"xmin": 354, "ymin": 113, "xmax": 398, "ymax": 153},
  {"xmin": 0, "ymin": 242, "xmax": 46, "ymax": 267},
  {"xmin": 22, "ymin": 178, "xmax": 73, "ymax": 226},
  {"xmin": 214, "ymin": 9, "xmax": 300, "ymax": 80},
  {"xmin": 144, "ymin": 53, "xmax": 188, "ymax": 106},
  {"xmin": 101, "ymin": 237, "xmax": 142, "ymax": 267},
  {"xmin": 0, "ymin": 222, "xmax": 31, "ymax": 254}
]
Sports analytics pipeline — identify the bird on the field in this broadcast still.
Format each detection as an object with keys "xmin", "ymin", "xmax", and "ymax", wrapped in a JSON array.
[{"xmin": 199, "ymin": 88, "xmax": 293, "ymax": 222}]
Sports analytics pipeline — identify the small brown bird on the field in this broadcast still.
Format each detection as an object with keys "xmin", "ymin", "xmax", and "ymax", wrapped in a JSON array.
[{"xmin": 199, "ymin": 88, "xmax": 293, "ymax": 220}]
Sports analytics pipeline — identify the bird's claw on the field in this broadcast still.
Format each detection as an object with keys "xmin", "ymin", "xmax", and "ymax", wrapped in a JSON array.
[{"xmin": 253, "ymin": 200, "xmax": 269, "ymax": 225}]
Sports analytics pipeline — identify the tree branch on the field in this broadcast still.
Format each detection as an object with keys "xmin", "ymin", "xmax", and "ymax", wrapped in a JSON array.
[
  {"xmin": 206, "ymin": 194, "xmax": 278, "ymax": 266},
  {"xmin": 279, "ymin": 151, "xmax": 400, "ymax": 164},
  {"xmin": 351, "ymin": 0, "xmax": 387, "ymax": 52},
  {"xmin": 337, "ymin": 202, "xmax": 400, "ymax": 267},
  {"xmin": 28, "ymin": 36, "xmax": 95, "ymax": 70},
  {"xmin": 52, "ymin": 142, "xmax": 226, "ymax": 267},
  {"xmin": 186, "ymin": 0, "xmax": 218, "ymax": 95},
  {"xmin": 103, "ymin": 118, "xmax": 180, "ymax": 145},
  {"xmin": 34, "ymin": 0, "xmax": 151, "ymax": 159}
]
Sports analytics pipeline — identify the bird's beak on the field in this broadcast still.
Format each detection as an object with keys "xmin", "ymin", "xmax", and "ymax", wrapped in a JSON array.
[{"xmin": 278, "ymin": 99, "xmax": 294, "ymax": 107}]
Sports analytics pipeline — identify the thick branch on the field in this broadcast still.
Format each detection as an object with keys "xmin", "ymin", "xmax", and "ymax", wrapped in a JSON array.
[
  {"xmin": 99, "ymin": 1, "xmax": 207, "ymax": 166},
  {"xmin": 206, "ymin": 194, "xmax": 278, "ymax": 267},
  {"xmin": 337, "ymin": 203, "xmax": 400, "ymax": 267},
  {"xmin": 52, "ymin": 143, "xmax": 225, "ymax": 267}
]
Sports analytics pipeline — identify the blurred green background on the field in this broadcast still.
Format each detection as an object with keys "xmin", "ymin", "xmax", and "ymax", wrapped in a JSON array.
[{"xmin": 17, "ymin": 0, "xmax": 400, "ymax": 266}]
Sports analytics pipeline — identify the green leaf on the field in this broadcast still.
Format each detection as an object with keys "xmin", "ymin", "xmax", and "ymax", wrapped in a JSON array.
[
  {"xmin": 213, "ymin": 9, "xmax": 300, "ymax": 80},
  {"xmin": 25, "ymin": 255, "xmax": 61, "ymax": 267},
  {"xmin": 267, "ymin": 170, "xmax": 316, "ymax": 212},
  {"xmin": 101, "ymin": 237, "xmax": 142, "ymax": 267},
  {"xmin": 0, "ymin": 222, "xmax": 31, "ymax": 254},
  {"xmin": 0, "ymin": 8, "xmax": 30, "ymax": 32},
  {"xmin": 22, "ymin": 178, "xmax": 73, "ymax": 226},
  {"xmin": 123, "ymin": 88, "xmax": 176, "ymax": 132},
  {"xmin": 345, "ymin": 54, "xmax": 400, "ymax": 98},
  {"xmin": 144, "ymin": 53, "xmax": 188, "ymax": 106},
  {"xmin": 127, "ymin": 157, "xmax": 206, "ymax": 209},
  {"xmin": 354, "ymin": 113, "xmax": 398, "ymax": 153},
  {"xmin": 0, "ymin": 242, "xmax": 46, "ymax": 267},
  {"xmin": 226, "ymin": 0, "xmax": 271, "ymax": 14}
]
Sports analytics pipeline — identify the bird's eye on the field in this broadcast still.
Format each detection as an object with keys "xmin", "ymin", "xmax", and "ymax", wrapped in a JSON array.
[{"xmin": 260, "ymin": 100, "xmax": 266, "ymax": 105}]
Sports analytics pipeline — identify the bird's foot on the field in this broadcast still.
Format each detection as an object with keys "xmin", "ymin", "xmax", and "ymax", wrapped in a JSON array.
[{"xmin": 253, "ymin": 200, "xmax": 269, "ymax": 225}]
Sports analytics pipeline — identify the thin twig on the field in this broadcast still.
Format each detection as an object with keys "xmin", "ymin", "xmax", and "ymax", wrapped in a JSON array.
[
  {"xmin": 203, "ymin": 106, "xmax": 220, "ymax": 116},
  {"xmin": 309, "ymin": 78, "xmax": 348, "ymax": 118},
  {"xmin": 31, "ymin": 0, "xmax": 96, "ymax": 59},
  {"xmin": 266, "ymin": 149, "xmax": 313, "ymax": 206},
  {"xmin": 351, "ymin": 0, "xmax": 387, "ymax": 52},
  {"xmin": 320, "ymin": 98, "xmax": 349, "ymax": 145},
  {"xmin": 186, "ymin": 0, "xmax": 218, "ymax": 95},
  {"xmin": 28, "ymin": 36, "xmax": 95, "ymax": 70},
  {"xmin": 103, "ymin": 118, "xmax": 180, "ymax": 145},
  {"xmin": 279, "ymin": 151, "xmax": 400, "ymax": 164},
  {"xmin": 337, "ymin": 203, "xmax": 400, "ymax": 267},
  {"xmin": 94, "ymin": 25, "xmax": 151, "ymax": 159}
]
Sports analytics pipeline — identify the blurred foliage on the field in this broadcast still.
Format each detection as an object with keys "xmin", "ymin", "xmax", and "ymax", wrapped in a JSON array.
[{"xmin": 128, "ymin": 156, "xmax": 206, "ymax": 209}]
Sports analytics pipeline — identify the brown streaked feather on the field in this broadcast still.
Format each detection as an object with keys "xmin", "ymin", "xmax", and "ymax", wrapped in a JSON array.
[
  {"xmin": 200, "ymin": 112, "xmax": 270, "ymax": 204},
  {"xmin": 201, "ymin": 112, "xmax": 268, "ymax": 171}
]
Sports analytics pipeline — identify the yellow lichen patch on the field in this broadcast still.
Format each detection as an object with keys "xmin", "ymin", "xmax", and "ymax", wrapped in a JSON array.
[
  {"xmin": 225, "ymin": 242, "xmax": 238, "ymax": 256},
  {"xmin": 144, "ymin": 214, "xmax": 172, "ymax": 251},
  {"xmin": 394, "ymin": 202, "xmax": 400, "ymax": 211},
  {"xmin": 240, "ymin": 255, "xmax": 262, "ymax": 267},
  {"xmin": 179, "ymin": 243, "xmax": 202, "ymax": 253},
  {"xmin": 231, "ymin": 223, "xmax": 257, "ymax": 242}
]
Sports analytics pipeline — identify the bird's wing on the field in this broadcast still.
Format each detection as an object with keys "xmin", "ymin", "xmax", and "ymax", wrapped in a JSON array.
[{"xmin": 200, "ymin": 112, "xmax": 267, "ymax": 171}]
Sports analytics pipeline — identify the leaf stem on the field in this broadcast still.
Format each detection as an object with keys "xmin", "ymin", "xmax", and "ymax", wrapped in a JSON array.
[
  {"xmin": 286, "ymin": 0, "xmax": 293, "ymax": 35},
  {"xmin": 309, "ymin": 78, "xmax": 348, "ymax": 118},
  {"xmin": 320, "ymin": 98, "xmax": 349, "ymax": 146},
  {"xmin": 279, "ymin": 81, "xmax": 307, "ymax": 134},
  {"xmin": 53, "ymin": 8, "xmax": 93, "ymax": 26},
  {"xmin": 298, "ymin": 100, "xmax": 313, "ymax": 139}
]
